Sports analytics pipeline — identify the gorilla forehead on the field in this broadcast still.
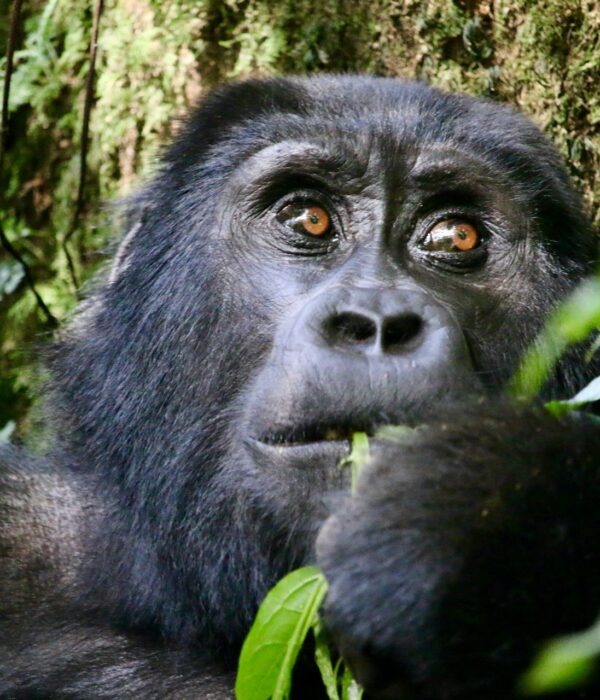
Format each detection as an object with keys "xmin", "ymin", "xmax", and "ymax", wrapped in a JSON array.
[
  {"xmin": 183, "ymin": 74, "xmax": 545, "ymax": 163},
  {"xmin": 160, "ymin": 76, "xmax": 589, "ymax": 263},
  {"xmin": 197, "ymin": 81, "xmax": 540, "ymax": 187},
  {"xmin": 223, "ymin": 136, "xmax": 512, "ymax": 225}
]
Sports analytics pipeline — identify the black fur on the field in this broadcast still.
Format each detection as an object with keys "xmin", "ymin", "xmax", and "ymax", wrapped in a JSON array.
[
  {"xmin": 318, "ymin": 404, "xmax": 600, "ymax": 699},
  {"xmin": 0, "ymin": 76, "xmax": 599, "ymax": 699}
]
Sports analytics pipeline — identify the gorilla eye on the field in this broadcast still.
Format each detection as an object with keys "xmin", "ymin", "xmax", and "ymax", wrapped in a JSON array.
[
  {"xmin": 277, "ymin": 203, "xmax": 332, "ymax": 237},
  {"xmin": 422, "ymin": 219, "xmax": 480, "ymax": 253}
]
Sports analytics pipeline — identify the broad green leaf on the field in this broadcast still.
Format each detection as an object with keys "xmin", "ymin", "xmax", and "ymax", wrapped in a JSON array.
[
  {"xmin": 236, "ymin": 566, "xmax": 328, "ymax": 700},
  {"xmin": 519, "ymin": 618, "xmax": 600, "ymax": 695},
  {"xmin": 544, "ymin": 400, "xmax": 581, "ymax": 417},
  {"xmin": 510, "ymin": 278, "xmax": 600, "ymax": 401}
]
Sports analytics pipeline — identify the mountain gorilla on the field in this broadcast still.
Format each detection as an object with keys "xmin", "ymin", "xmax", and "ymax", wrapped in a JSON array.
[{"xmin": 1, "ymin": 76, "xmax": 600, "ymax": 699}]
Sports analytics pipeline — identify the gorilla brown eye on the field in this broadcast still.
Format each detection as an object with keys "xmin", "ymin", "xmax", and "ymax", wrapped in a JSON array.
[
  {"xmin": 423, "ymin": 219, "xmax": 480, "ymax": 252},
  {"xmin": 277, "ymin": 203, "xmax": 331, "ymax": 236}
]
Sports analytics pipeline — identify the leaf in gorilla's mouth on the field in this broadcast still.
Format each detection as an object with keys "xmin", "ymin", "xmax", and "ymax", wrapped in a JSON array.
[{"xmin": 258, "ymin": 423, "xmax": 373, "ymax": 447}]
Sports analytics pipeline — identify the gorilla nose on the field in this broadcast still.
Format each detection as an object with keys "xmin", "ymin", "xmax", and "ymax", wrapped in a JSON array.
[
  {"xmin": 323, "ymin": 309, "xmax": 423, "ymax": 355},
  {"xmin": 313, "ymin": 287, "xmax": 436, "ymax": 358}
]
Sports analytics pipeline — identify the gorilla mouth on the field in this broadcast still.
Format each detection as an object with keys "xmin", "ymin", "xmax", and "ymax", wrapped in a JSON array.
[{"xmin": 257, "ymin": 421, "xmax": 376, "ymax": 447}]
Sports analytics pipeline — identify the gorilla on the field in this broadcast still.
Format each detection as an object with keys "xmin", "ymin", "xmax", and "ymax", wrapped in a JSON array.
[{"xmin": 1, "ymin": 75, "xmax": 600, "ymax": 700}]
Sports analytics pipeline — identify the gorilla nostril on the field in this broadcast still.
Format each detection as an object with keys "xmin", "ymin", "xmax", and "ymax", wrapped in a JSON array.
[
  {"xmin": 326, "ymin": 312, "xmax": 378, "ymax": 346},
  {"xmin": 382, "ymin": 313, "xmax": 423, "ymax": 353}
]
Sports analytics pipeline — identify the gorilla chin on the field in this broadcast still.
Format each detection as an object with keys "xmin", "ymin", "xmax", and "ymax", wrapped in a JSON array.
[{"xmin": 1, "ymin": 75, "xmax": 600, "ymax": 700}]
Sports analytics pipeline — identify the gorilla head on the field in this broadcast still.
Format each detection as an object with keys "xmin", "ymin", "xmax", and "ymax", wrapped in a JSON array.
[{"xmin": 20, "ymin": 76, "xmax": 597, "ymax": 697}]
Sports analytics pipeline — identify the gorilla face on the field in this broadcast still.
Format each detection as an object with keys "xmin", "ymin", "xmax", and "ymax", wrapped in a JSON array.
[
  {"xmin": 48, "ymin": 77, "xmax": 596, "ymax": 666},
  {"xmin": 236, "ymin": 143, "xmax": 480, "ymax": 450},
  {"xmin": 197, "ymin": 79, "xmax": 591, "ymax": 528}
]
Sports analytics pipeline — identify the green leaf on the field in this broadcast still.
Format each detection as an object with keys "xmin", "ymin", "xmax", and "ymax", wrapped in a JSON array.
[
  {"xmin": 313, "ymin": 618, "xmax": 340, "ymax": 700},
  {"xmin": 340, "ymin": 432, "xmax": 369, "ymax": 495},
  {"xmin": 341, "ymin": 665, "xmax": 364, "ymax": 700},
  {"xmin": 545, "ymin": 375, "xmax": 600, "ymax": 416},
  {"xmin": 584, "ymin": 334, "xmax": 600, "ymax": 364},
  {"xmin": 519, "ymin": 619, "xmax": 600, "ymax": 695},
  {"xmin": 510, "ymin": 278, "xmax": 600, "ymax": 401},
  {"xmin": 544, "ymin": 400, "xmax": 581, "ymax": 417},
  {"xmin": 562, "ymin": 375, "xmax": 600, "ymax": 405},
  {"xmin": 375, "ymin": 424, "xmax": 417, "ymax": 442},
  {"xmin": 236, "ymin": 566, "xmax": 328, "ymax": 700}
]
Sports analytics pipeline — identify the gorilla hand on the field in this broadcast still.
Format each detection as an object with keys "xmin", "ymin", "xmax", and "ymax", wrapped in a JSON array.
[{"xmin": 318, "ymin": 402, "xmax": 600, "ymax": 700}]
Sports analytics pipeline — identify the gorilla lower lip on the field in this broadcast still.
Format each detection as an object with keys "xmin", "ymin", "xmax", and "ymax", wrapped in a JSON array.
[{"xmin": 246, "ymin": 435, "xmax": 352, "ymax": 473}]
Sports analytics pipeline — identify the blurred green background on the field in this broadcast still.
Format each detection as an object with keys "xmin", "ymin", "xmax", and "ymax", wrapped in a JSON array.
[{"xmin": 1, "ymin": 0, "xmax": 599, "ymax": 439}]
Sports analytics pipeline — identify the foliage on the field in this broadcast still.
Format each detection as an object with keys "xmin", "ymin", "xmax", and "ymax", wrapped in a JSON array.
[
  {"xmin": 520, "ymin": 617, "xmax": 600, "ymax": 695},
  {"xmin": 510, "ymin": 278, "xmax": 600, "ymax": 401},
  {"xmin": 236, "ymin": 566, "xmax": 328, "ymax": 700},
  {"xmin": 515, "ymin": 277, "xmax": 600, "ymax": 694},
  {"xmin": 338, "ymin": 431, "xmax": 369, "ymax": 496}
]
